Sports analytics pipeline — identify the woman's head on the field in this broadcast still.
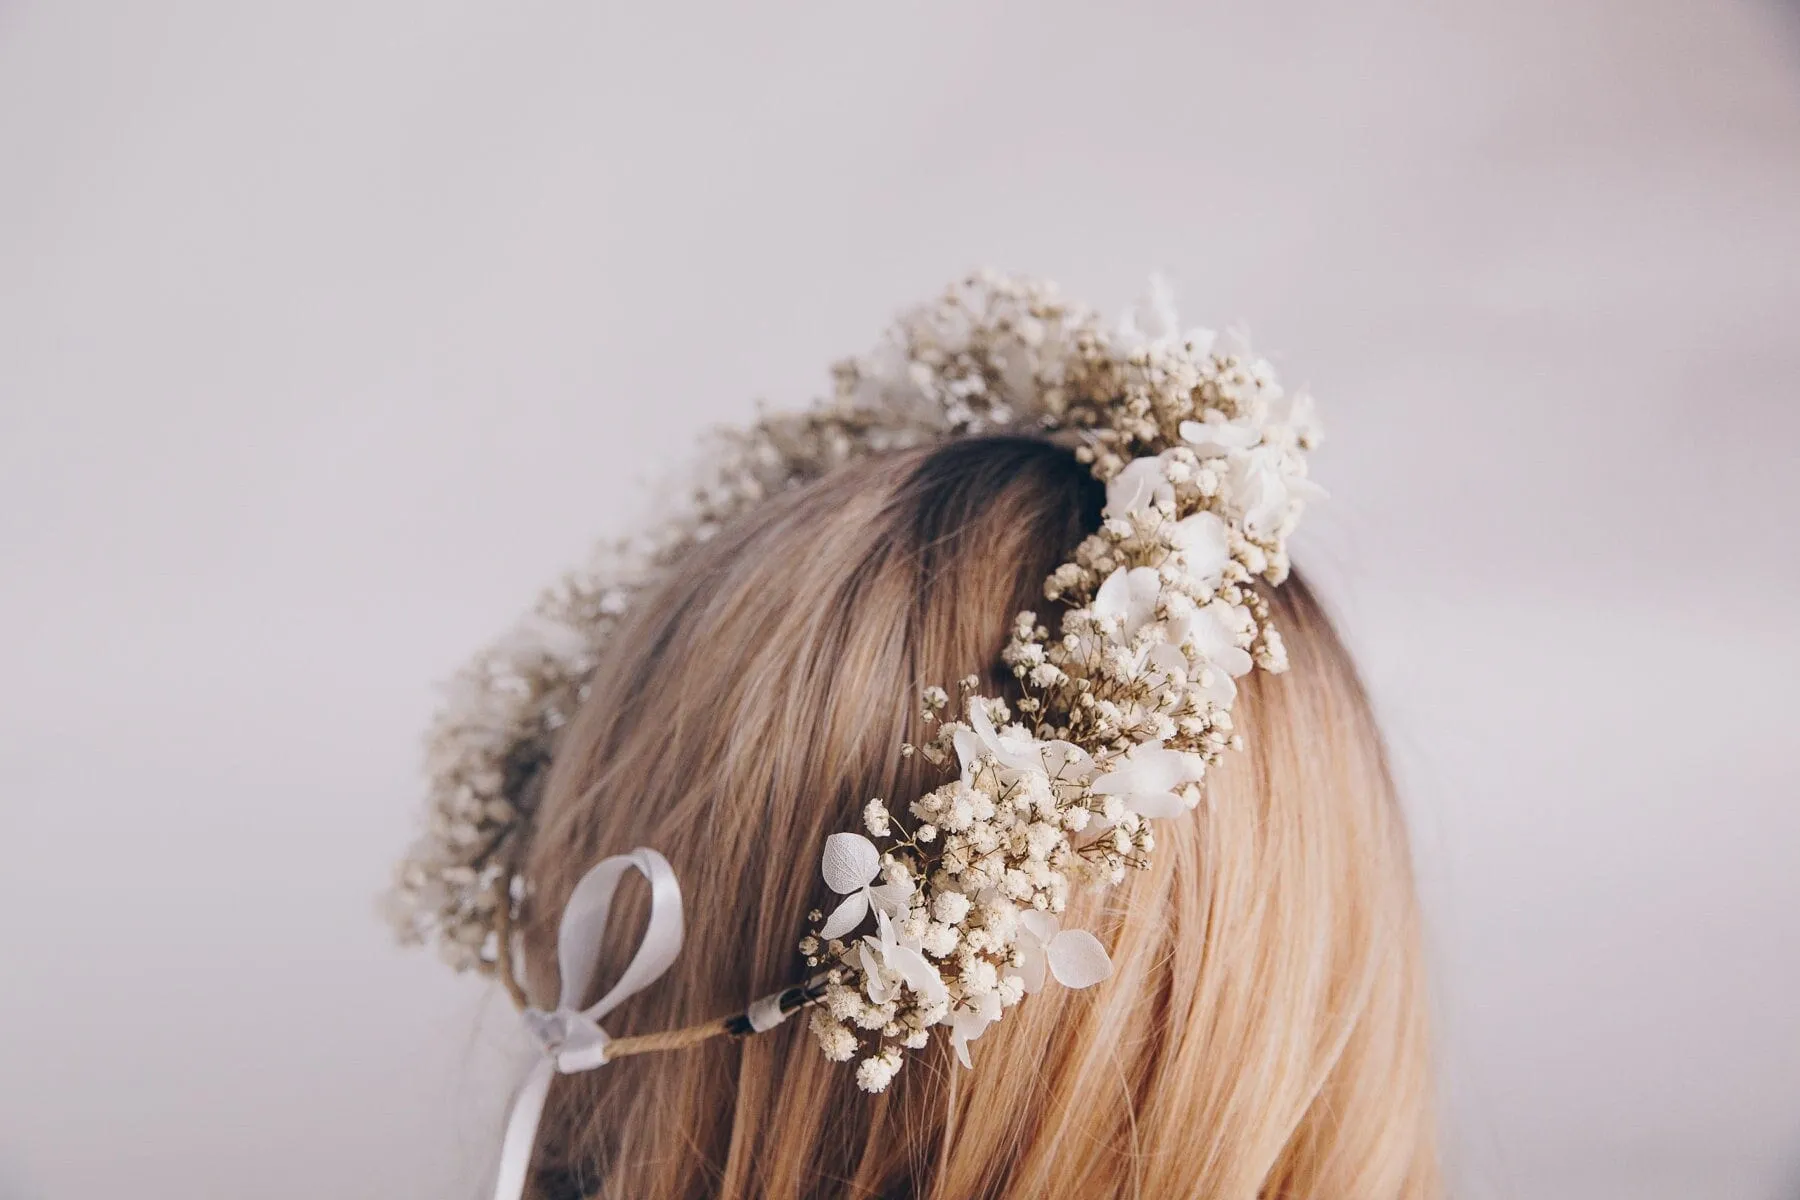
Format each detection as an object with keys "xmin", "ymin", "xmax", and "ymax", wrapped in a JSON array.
[{"xmin": 517, "ymin": 435, "xmax": 1437, "ymax": 1199}]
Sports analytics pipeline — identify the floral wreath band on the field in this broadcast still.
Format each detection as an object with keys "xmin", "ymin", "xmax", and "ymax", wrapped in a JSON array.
[{"xmin": 385, "ymin": 273, "xmax": 1323, "ymax": 1193}]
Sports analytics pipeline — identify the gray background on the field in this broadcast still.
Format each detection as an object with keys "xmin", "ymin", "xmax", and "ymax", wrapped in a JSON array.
[{"xmin": 2, "ymin": 1, "xmax": 1797, "ymax": 1197}]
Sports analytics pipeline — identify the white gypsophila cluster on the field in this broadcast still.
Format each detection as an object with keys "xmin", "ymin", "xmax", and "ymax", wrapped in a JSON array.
[{"xmin": 386, "ymin": 273, "xmax": 1322, "ymax": 1094}]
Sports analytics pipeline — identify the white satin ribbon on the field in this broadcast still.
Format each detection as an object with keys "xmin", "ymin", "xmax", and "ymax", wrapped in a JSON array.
[{"xmin": 491, "ymin": 847, "xmax": 684, "ymax": 1200}]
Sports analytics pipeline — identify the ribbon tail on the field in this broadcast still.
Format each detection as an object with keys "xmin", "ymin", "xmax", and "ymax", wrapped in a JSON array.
[{"xmin": 492, "ymin": 1057, "xmax": 555, "ymax": 1200}]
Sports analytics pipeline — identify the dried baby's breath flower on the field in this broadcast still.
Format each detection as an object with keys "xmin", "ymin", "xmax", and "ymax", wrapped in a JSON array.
[
  {"xmin": 855, "ymin": 1046, "xmax": 904, "ymax": 1092},
  {"xmin": 863, "ymin": 799, "xmax": 892, "ymax": 838}
]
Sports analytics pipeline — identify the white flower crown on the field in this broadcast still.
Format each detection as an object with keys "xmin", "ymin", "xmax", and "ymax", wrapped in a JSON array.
[{"xmin": 386, "ymin": 271, "xmax": 1322, "ymax": 1123}]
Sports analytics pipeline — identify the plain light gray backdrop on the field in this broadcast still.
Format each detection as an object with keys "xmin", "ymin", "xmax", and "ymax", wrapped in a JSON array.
[{"xmin": 2, "ymin": 2, "xmax": 1798, "ymax": 1198}]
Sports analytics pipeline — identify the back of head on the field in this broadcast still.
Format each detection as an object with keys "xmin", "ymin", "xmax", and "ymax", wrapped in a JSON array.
[{"xmin": 518, "ymin": 435, "xmax": 1438, "ymax": 1199}]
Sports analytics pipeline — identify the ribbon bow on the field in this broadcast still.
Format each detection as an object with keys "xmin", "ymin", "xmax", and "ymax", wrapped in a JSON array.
[{"xmin": 491, "ymin": 847, "xmax": 684, "ymax": 1200}]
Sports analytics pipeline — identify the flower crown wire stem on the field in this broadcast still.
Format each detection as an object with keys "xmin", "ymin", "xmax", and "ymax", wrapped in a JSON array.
[
  {"xmin": 598, "ymin": 977, "xmax": 831, "ymax": 1061},
  {"xmin": 594, "ymin": 1018, "xmax": 734, "ymax": 1060}
]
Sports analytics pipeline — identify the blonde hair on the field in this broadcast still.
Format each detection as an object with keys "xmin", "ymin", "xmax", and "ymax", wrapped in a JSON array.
[{"xmin": 516, "ymin": 435, "xmax": 1438, "ymax": 1199}]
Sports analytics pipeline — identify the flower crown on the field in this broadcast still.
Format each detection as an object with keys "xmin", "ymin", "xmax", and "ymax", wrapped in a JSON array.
[{"xmin": 387, "ymin": 272, "xmax": 1321, "ymax": 1188}]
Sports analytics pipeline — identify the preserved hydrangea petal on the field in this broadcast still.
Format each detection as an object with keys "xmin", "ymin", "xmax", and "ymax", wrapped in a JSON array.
[
  {"xmin": 1091, "ymin": 747, "xmax": 1206, "ymax": 820},
  {"xmin": 818, "ymin": 833, "xmax": 901, "ymax": 940},
  {"xmin": 1104, "ymin": 456, "xmax": 1174, "ymax": 518},
  {"xmin": 1093, "ymin": 567, "xmax": 1161, "ymax": 641},
  {"xmin": 819, "ymin": 892, "xmax": 870, "ymax": 942},
  {"xmin": 950, "ymin": 990, "xmax": 1002, "ymax": 1068},
  {"xmin": 821, "ymin": 832, "xmax": 881, "ymax": 895},
  {"xmin": 1045, "ymin": 930, "xmax": 1113, "ymax": 990}
]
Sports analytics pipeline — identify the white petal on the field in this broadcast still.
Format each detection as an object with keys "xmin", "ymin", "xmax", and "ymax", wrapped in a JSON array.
[
  {"xmin": 1092, "ymin": 750, "xmax": 1194, "ymax": 816},
  {"xmin": 1244, "ymin": 495, "xmax": 1284, "ymax": 537},
  {"xmin": 1186, "ymin": 610, "xmax": 1228, "ymax": 657},
  {"xmin": 1146, "ymin": 643, "xmax": 1190, "ymax": 678},
  {"xmin": 1038, "ymin": 739, "xmax": 1096, "ymax": 782},
  {"xmin": 1167, "ymin": 750, "xmax": 1207, "ymax": 784},
  {"xmin": 869, "ymin": 878, "xmax": 915, "ymax": 919},
  {"xmin": 873, "ymin": 906, "xmax": 900, "ymax": 951},
  {"xmin": 1093, "ymin": 749, "xmax": 1174, "ymax": 797},
  {"xmin": 949, "ymin": 991, "xmax": 1002, "ymax": 1068},
  {"xmin": 1231, "ymin": 452, "xmax": 1287, "ymax": 535},
  {"xmin": 1018, "ymin": 909, "xmax": 1060, "ymax": 944},
  {"xmin": 972, "ymin": 701, "xmax": 1047, "ymax": 774},
  {"xmin": 858, "ymin": 938, "xmax": 892, "ymax": 1005},
  {"xmin": 968, "ymin": 700, "xmax": 1003, "ymax": 757},
  {"xmin": 1179, "ymin": 418, "xmax": 1259, "ymax": 456},
  {"xmin": 951, "ymin": 995, "xmax": 1001, "ymax": 1069},
  {"xmin": 819, "ymin": 890, "xmax": 870, "ymax": 941},
  {"xmin": 821, "ymin": 832, "xmax": 880, "ymax": 894},
  {"xmin": 1126, "ymin": 790, "xmax": 1186, "ymax": 819},
  {"xmin": 1123, "ymin": 568, "xmax": 1161, "ymax": 636},
  {"xmin": 952, "ymin": 1025, "xmax": 975, "ymax": 1069},
  {"xmin": 1014, "ymin": 941, "xmax": 1048, "ymax": 994},
  {"xmin": 887, "ymin": 943, "xmax": 948, "ymax": 1006},
  {"xmin": 1047, "ymin": 930, "xmax": 1113, "ymax": 989},
  {"xmin": 971, "ymin": 702, "xmax": 1025, "ymax": 767},
  {"xmin": 1092, "ymin": 566, "xmax": 1131, "ymax": 622},
  {"xmin": 1170, "ymin": 511, "xmax": 1229, "ymax": 585},
  {"xmin": 1190, "ymin": 605, "xmax": 1255, "ymax": 678},
  {"xmin": 952, "ymin": 725, "xmax": 985, "ymax": 777},
  {"xmin": 1104, "ymin": 457, "xmax": 1170, "ymax": 519},
  {"xmin": 1089, "ymin": 766, "xmax": 1131, "ymax": 796},
  {"xmin": 1214, "ymin": 645, "xmax": 1254, "ymax": 678},
  {"xmin": 1197, "ymin": 667, "xmax": 1237, "ymax": 705},
  {"xmin": 1277, "ymin": 390, "xmax": 1317, "ymax": 439},
  {"xmin": 1095, "ymin": 567, "xmax": 1161, "ymax": 641},
  {"xmin": 1146, "ymin": 748, "xmax": 1206, "ymax": 790}
]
